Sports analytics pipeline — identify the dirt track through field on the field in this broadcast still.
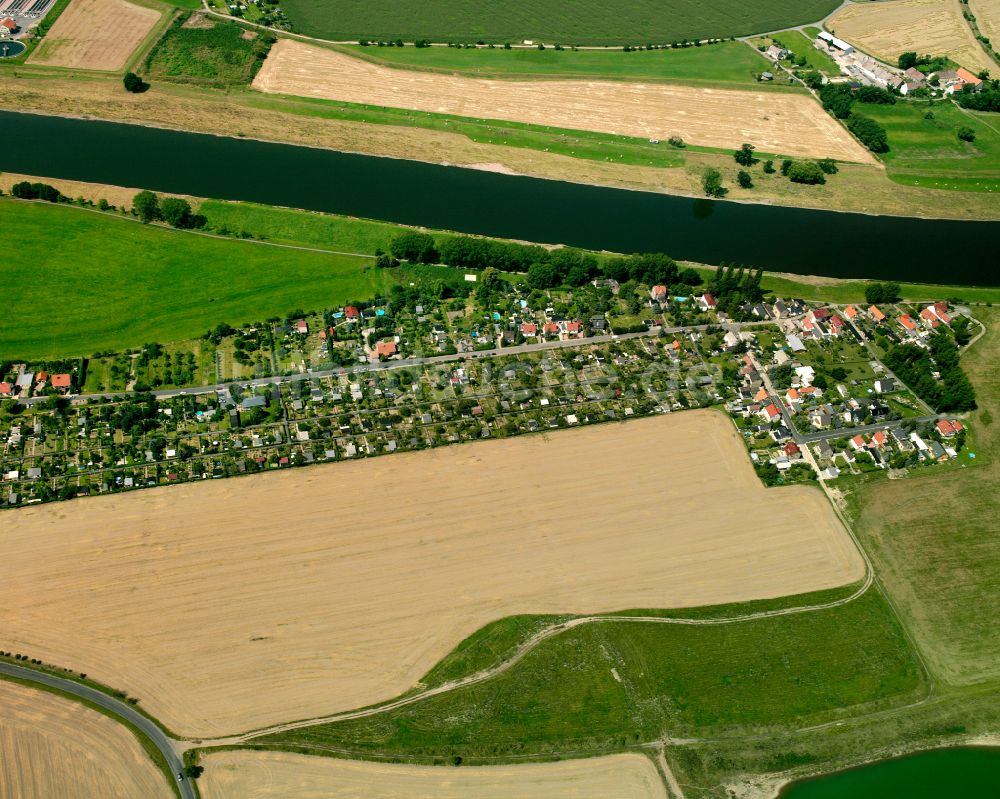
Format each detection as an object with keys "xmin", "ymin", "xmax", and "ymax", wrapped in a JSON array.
[
  {"xmin": 199, "ymin": 750, "xmax": 667, "ymax": 799},
  {"xmin": 0, "ymin": 411, "xmax": 863, "ymax": 738},
  {"xmin": 29, "ymin": 0, "xmax": 161, "ymax": 71},
  {"xmin": 253, "ymin": 41, "xmax": 875, "ymax": 163},
  {"xmin": 0, "ymin": 680, "xmax": 171, "ymax": 799},
  {"xmin": 828, "ymin": 0, "xmax": 994, "ymax": 74}
]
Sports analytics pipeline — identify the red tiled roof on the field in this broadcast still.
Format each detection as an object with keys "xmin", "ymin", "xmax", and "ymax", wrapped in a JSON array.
[
  {"xmin": 565, "ymin": 320, "xmax": 581, "ymax": 333},
  {"xmin": 0, "ymin": 382, "xmax": 13, "ymax": 395},
  {"xmin": 899, "ymin": 314, "xmax": 916, "ymax": 330},
  {"xmin": 956, "ymin": 67, "xmax": 982, "ymax": 85},
  {"xmin": 844, "ymin": 305, "xmax": 858, "ymax": 318},
  {"xmin": 375, "ymin": 341, "xmax": 397, "ymax": 357},
  {"xmin": 702, "ymin": 293, "xmax": 716, "ymax": 307},
  {"xmin": 51, "ymin": 374, "xmax": 72, "ymax": 388},
  {"xmin": 521, "ymin": 322, "xmax": 537, "ymax": 334},
  {"xmin": 869, "ymin": 305, "xmax": 885, "ymax": 321},
  {"xmin": 344, "ymin": 306, "xmax": 359, "ymax": 318}
]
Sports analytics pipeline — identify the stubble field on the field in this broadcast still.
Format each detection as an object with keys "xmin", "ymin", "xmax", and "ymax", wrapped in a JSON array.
[
  {"xmin": 253, "ymin": 41, "xmax": 875, "ymax": 163},
  {"xmin": 969, "ymin": 0, "xmax": 1000, "ymax": 44},
  {"xmin": 827, "ymin": 0, "xmax": 994, "ymax": 74},
  {"xmin": 0, "ymin": 680, "xmax": 171, "ymax": 799},
  {"xmin": 199, "ymin": 750, "xmax": 666, "ymax": 799},
  {"xmin": 29, "ymin": 0, "xmax": 163, "ymax": 71},
  {"xmin": 0, "ymin": 411, "xmax": 862, "ymax": 737}
]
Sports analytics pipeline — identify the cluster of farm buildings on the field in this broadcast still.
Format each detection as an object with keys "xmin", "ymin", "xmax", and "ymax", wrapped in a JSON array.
[{"xmin": 763, "ymin": 29, "xmax": 987, "ymax": 95}]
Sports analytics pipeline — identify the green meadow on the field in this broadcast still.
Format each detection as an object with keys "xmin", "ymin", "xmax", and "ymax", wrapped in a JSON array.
[
  {"xmin": 339, "ymin": 40, "xmax": 785, "ymax": 89},
  {"xmin": 259, "ymin": 587, "xmax": 923, "ymax": 760},
  {"xmin": 864, "ymin": 102, "xmax": 1000, "ymax": 193},
  {"xmin": 0, "ymin": 200, "xmax": 388, "ymax": 360}
]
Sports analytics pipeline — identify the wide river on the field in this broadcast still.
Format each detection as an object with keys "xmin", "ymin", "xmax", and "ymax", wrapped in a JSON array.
[
  {"xmin": 780, "ymin": 746, "xmax": 1000, "ymax": 798},
  {"xmin": 2, "ymin": 110, "xmax": 999, "ymax": 285}
]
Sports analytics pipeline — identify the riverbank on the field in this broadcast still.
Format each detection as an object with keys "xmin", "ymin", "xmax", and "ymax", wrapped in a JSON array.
[
  {"xmin": 4, "ymin": 110, "xmax": 1000, "ymax": 286},
  {"xmin": 1, "ymin": 70, "xmax": 998, "ymax": 221}
]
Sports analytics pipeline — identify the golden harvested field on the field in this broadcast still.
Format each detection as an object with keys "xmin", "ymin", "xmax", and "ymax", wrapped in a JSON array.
[
  {"xmin": 253, "ymin": 41, "xmax": 875, "ymax": 163},
  {"xmin": 29, "ymin": 0, "xmax": 162, "ymax": 71},
  {"xmin": 828, "ymin": 0, "xmax": 994, "ymax": 74},
  {"xmin": 0, "ymin": 411, "xmax": 862, "ymax": 737},
  {"xmin": 200, "ymin": 751, "xmax": 666, "ymax": 799},
  {"xmin": 0, "ymin": 680, "xmax": 171, "ymax": 799},
  {"xmin": 969, "ymin": 0, "xmax": 1000, "ymax": 45}
]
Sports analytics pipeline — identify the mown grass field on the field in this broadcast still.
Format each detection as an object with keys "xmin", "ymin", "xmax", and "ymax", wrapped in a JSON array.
[
  {"xmin": 259, "ymin": 587, "xmax": 922, "ymax": 760},
  {"xmin": 845, "ymin": 307, "xmax": 1000, "ymax": 686},
  {"xmin": 338, "ymin": 40, "xmax": 785, "ymax": 89},
  {"xmin": 280, "ymin": 0, "xmax": 841, "ymax": 46},
  {"xmin": 865, "ymin": 102, "xmax": 1000, "ymax": 193},
  {"xmin": 0, "ymin": 199, "xmax": 390, "ymax": 360},
  {"xmin": 145, "ymin": 16, "xmax": 269, "ymax": 87}
]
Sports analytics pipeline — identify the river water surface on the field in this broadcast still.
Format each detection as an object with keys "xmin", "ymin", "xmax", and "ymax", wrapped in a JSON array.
[{"xmin": 2, "ymin": 110, "xmax": 999, "ymax": 285}]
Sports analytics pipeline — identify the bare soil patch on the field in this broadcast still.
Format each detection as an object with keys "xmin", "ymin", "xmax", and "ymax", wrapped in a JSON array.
[
  {"xmin": 253, "ymin": 41, "xmax": 875, "ymax": 163},
  {"xmin": 29, "ymin": 0, "xmax": 162, "ymax": 71},
  {"xmin": 199, "ymin": 750, "xmax": 667, "ymax": 799},
  {"xmin": 0, "ymin": 411, "xmax": 862, "ymax": 737},
  {"xmin": 0, "ymin": 680, "xmax": 171, "ymax": 799},
  {"xmin": 828, "ymin": 0, "xmax": 994, "ymax": 74}
]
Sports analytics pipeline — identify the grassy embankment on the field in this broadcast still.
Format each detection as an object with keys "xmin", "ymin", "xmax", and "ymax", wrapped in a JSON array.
[
  {"xmin": 279, "ymin": 0, "xmax": 840, "ymax": 45},
  {"xmin": 251, "ymin": 586, "xmax": 922, "ymax": 761},
  {"xmin": 5, "ymin": 193, "xmax": 1000, "ymax": 360}
]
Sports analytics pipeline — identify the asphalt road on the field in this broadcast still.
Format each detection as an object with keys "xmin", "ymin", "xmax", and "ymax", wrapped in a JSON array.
[{"xmin": 0, "ymin": 663, "xmax": 193, "ymax": 799}]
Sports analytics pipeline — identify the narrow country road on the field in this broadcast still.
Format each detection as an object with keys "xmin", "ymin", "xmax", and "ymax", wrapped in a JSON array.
[{"xmin": 0, "ymin": 664, "xmax": 194, "ymax": 799}]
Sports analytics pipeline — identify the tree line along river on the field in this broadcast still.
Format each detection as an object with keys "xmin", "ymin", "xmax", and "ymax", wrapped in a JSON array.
[{"xmin": 2, "ymin": 110, "xmax": 999, "ymax": 286}]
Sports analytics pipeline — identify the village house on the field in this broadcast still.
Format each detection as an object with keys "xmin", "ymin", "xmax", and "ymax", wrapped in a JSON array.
[
  {"xmin": 759, "ymin": 402, "xmax": 781, "ymax": 423},
  {"xmin": 295, "ymin": 319, "xmax": 308, "ymax": 335},
  {"xmin": 520, "ymin": 321, "xmax": 538, "ymax": 336},
  {"xmin": 936, "ymin": 419, "xmax": 964, "ymax": 438},
  {"xmin": 850, "ymin": 434, "xmax": 867, "ymax": 451},
  {"xmin": 50, "ymin": 374, "xmax": 72, "ymax": 392},
  {"xmin": 0, "ymin": 382, "xmax": 13, "ymax": 397},
  {"xmin": 869, "ymin": 430, "xmax": 888, "ymax": 450},
  {"xmin": 650, "ymin": 284, "xmax": 667, "ymax": 302},
  {"xmin": 843, "ymin": 304, "xmax": 858, "ymax": 321},
  {"xmin": 897, "ymin": 313, "xmax": 918, "ymax": 335},
  {"xmin": 874, "ymin": 378, "xmax": 895, "ymax": 393},
  {"xmin": 374, "ymin": 340, "xmax": 398, "ymax": 359},
  {"xmin": 810, "ymin": 407, "xmax": 833, "ymax": 429},
  {"xmin": 868, "ymin": 305, "xmax": 886, "ymax": 323},
  {"xmin": 696, "ymin": 293, "xmax": 716, "ymax": 310}
]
